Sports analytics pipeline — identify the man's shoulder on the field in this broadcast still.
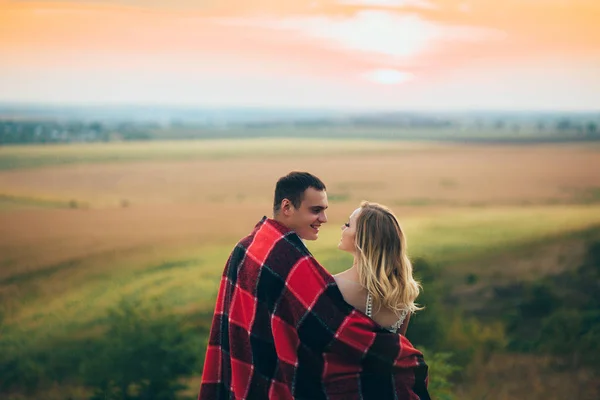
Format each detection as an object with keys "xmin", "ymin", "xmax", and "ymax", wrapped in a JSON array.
[
  {"xmin": 228, "ymin": 217, "xmax": 320, "ymax": 268},
  {"xmin": 237, "ymin": 231, "xmax": 256, "ymax": 248}
]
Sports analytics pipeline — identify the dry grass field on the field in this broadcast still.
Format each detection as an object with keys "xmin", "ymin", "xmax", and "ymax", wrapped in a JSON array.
[
  {"xmin": 1, "ymin": 140, "xmax": 599, "ymax": 208},
  {"xmin": 1, "ymin": 138, "xmax": 599, "ymax": 399}
]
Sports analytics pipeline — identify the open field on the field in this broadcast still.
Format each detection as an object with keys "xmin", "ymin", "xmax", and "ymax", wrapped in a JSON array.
[
  {"xmin": 1, "ymin": 139, "xmax": 599, "ymax": 399},
  {"xmin": 1, "ymin": 140, "xmax": 599, "ymax": 208},
  {"xmin": 0, "ymin": 139, "xmax": 442, "ymax": 170}
]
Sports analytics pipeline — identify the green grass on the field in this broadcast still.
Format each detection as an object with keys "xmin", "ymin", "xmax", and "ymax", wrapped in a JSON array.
[
  {"xmin": 406, "ymin": 205, "xmax": 600, "ymax": 264},
  {"xmin": 0, "ymin": 139, "xmax": 437, "ymax": 170},
  {"xmin": 3, "ymin": 204, "xmax": 600, "ymax": 338},
  {"xmin": 0, "ymin": 194, "xmax": 71, "ymax": 211},
  {"xmin": 5, "ymin": 244, "xmax": 229, "ymax": 333},
  {"xmin": 5, "ymin": 205, "xmax": 600, "ymax": 337}
]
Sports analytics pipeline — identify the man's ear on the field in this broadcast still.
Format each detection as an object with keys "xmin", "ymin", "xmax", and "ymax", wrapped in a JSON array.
[{"xmin": 281, "ymin": 199, "xmax": 293, "ymax": 216}]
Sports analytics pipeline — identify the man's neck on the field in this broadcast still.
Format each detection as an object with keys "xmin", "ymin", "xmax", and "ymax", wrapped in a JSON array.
[{"xmin": 272, "ymin": 214, "xmax": 292, "ymax": 230}]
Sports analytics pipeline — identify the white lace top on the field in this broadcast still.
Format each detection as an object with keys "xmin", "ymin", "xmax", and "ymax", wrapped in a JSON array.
[{"xmin": 366, "ymin": 292, "xmax": 409, "ymax": 333}]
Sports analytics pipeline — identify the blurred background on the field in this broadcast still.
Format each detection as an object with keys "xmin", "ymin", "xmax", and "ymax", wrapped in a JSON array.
[{"xmin": 1, "ymin": 0, "xmax": 599, "ymax": 399}]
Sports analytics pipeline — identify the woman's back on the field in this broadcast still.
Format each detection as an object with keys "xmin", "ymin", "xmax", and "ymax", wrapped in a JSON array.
[{"xmin": 334, "ymin": 271, "xmax": 409, "ymax": 334}]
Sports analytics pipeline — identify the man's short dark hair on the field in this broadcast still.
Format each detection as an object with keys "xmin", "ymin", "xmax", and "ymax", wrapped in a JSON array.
[{"xmin": 273, "ymin": 171, "xmax": 326, "ymax": 214}]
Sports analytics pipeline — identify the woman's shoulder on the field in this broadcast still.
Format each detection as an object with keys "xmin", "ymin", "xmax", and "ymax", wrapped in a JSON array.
[
  {"xmin": 333, "ymin": 270, "xmax": 361, "ymax": 287},
  {"xmin": 333, "ymin": 273, "xmax": 368, "ymax": 313}
]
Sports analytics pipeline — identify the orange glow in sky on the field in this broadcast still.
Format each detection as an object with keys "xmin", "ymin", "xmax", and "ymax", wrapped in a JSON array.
[{"xmin": 1, "ymin": 0, "xmax": 599, "ymax": 109}]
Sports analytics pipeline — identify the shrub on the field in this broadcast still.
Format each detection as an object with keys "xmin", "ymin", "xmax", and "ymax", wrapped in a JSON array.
[
  {"xmin": 82, "ymin": 300, "xmax": 204, "ymax": 400},
  {"xmin": 421, "ymin": 349, "xmax": 459, "ymax": 400}
]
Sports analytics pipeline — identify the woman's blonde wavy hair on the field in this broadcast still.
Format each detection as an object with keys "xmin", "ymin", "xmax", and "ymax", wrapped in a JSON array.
[{"xmin": 354, "ymin": 201, "xmax": 422, "ymax": 315}]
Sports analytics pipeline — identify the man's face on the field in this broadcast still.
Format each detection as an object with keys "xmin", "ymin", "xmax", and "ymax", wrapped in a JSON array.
[{"xmin": 287, "ymin": 188, "xmax": 328, "ymax": 240}]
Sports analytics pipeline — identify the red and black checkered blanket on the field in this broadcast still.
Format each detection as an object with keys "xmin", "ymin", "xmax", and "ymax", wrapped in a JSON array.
[{"xmin": 199, "ymin": 217, "xmax": 429, "ymax": 399}]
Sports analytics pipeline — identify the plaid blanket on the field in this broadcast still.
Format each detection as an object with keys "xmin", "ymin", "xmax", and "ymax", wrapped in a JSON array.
[{"xmin": 199, "ymin": 217, "xmax": 429, "ymax": 400}]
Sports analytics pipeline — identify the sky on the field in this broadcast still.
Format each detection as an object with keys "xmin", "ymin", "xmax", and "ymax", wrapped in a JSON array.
[{"xmin": 1, "ymin": 0, "xmax": 599, "ymax": 110}]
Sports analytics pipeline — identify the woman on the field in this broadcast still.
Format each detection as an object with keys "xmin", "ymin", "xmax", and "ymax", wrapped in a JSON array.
[{"xmin": 334, "ymin": 201, "xmax": 422, "ymax": 335}]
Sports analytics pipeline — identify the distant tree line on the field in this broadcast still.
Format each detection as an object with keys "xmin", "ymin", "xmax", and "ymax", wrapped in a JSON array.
[
  {"xmin": 1, "ymin": 116, "xmax": 599, "ymax": 145},
  {"xmin": 0, "ymin": 120, "xmax": 152, "ymax": 144},
  {"xmin": 555, "ymin": 119, "xmax": 598, "ymax": 137}
]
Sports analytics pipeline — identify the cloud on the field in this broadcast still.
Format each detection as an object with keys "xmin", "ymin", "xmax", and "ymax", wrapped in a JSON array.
[
  {"xmin": 338, "ymin": 0, "xmax": 437, "ymax": 9},
  {"xmin": 218, "ymin": 10, "xmax": 505, "ymax": 60}
]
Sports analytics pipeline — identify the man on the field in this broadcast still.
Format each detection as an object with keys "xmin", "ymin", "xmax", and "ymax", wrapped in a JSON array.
[{"xmin": 199, "ymin": 171, "xmax": 429, "ymax": 399}]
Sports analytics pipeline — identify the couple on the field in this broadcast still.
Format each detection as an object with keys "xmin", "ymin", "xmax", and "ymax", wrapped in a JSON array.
[{"xmin": 199, "ymin": 172, "xmax": 430, "ymax": 399}]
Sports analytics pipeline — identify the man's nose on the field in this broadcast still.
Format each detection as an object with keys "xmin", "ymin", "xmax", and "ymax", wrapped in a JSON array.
[{"xmin": 319, "ymin": 211, "xmax": 328, "ymax": 223}]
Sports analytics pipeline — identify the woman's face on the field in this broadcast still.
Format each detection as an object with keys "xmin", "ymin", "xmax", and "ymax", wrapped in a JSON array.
[{"xmin": 338, "ymin": 207, "xmax": 361, "ymax": 253}]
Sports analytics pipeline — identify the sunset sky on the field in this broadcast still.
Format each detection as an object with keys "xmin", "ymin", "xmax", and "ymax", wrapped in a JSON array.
[{"xmin": 1, "ymin": 0, "xmax": 599, "ymax": 110}]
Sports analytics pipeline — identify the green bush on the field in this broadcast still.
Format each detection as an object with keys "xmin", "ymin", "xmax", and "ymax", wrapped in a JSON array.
[
  {"xmin": 0, "ymin": 300, "xmax": 208, "ymax": 399},
  {"xmin": 420, "ymin": 349, "xmax": 459, "ymax": 400},
  {"xmin": 0, "ymin": 336, "xmax": 43, "ymax": 393},
  {"xmin": 538, "ymin": 309, "xmax": 600, "ymax": 369},
  {"xmin": 82, "ymin": 300, "xmax": 203, "ymax": 400},
  {"xmin": 492, "ymin": 240, "xmax": 600, "ymax": 368},
  {"xmin": 465, "ymin": 273, "xmax": 479, "ymax": 285},
  {"xmin": 406, "ymin": 258, "xmax": 447, "ymax": 351}
]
